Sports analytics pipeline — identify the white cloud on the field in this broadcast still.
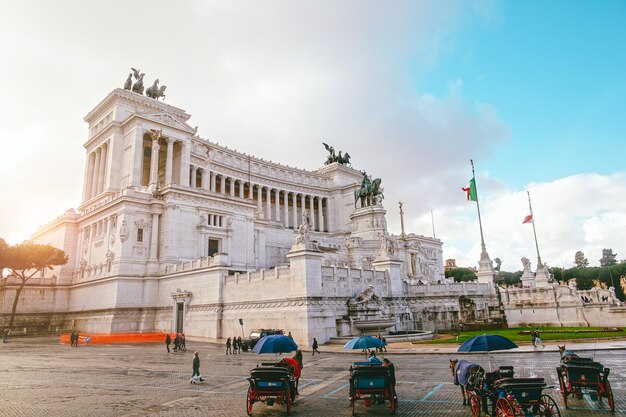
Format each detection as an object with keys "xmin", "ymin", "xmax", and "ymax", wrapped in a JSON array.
[
  {"xmin": 4, "ymin": 2, "xmax": 621, "ymax": 272},
  {"xmin": 435, "ymin": 172, "xmax": 626, "ymax": 270}
]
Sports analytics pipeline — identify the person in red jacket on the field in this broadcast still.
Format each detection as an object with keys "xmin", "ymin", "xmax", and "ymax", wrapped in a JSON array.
[{"xmin": 280, "ymin": 356, "xmax": 302, "ymax": 399}]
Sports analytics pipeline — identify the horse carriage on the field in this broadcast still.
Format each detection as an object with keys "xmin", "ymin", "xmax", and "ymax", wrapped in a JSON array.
[
  {"xmin": 246, "ymin": 362, "xmax": 296, "ymax": 416},
  {"xmin": 452, "ymin": 360, "xmax": 560, "ymax": 417},
  {"xmin": 491, "ymin": 377, "xmax": 561, "ymax": 417},
  {"xmin": 556, "ymin": 347, "xmax": 615, "ymax": 412},
  {"xmin": 349, "ymin": 361, "xmax": 396, "ymax": 415}
]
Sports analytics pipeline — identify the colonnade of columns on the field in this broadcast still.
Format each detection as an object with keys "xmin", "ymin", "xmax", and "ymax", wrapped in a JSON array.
[
  {"xmin": 188, "ymin": 167, "xmax": 330, "ymax": 232},
  {"xmin": 83, "ymin": 141, "xmax": 109, "ymax": 201}
]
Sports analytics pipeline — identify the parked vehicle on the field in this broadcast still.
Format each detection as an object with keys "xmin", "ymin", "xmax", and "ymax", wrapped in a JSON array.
[{"xmin": 241, "ymin": 329, "xmax": 284, "ymax": 352}]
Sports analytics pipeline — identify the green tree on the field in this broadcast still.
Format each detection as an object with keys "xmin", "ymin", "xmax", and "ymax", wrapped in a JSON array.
[
  {"xmin": 599, "ymin": 248, "xmax": 617, "ymax": 267},
  {"xmin": 0, "ymin": 238, "xmax": 8, "ymax": 271},
  {"xmin": 445, "ymin": 267, "xmax": 477, "ymax": 282},
  {"xmin": 500, "ymin": 271, "xmax": 522, "ymax": 286},
  {"xmin": 574, "ymin": 251, "xmax": 589, "ymax": 268},
  {"xmin": 3, "ymin": 242, "xmax": 68, "ymax": 330}
]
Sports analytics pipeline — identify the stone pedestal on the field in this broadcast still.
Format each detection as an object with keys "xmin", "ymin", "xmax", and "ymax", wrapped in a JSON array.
[
  {"xmin": 476, "ymin": 249, "xmax": 497, "ymax": 291},
  {"xmin": 372, "ymin": 255, "xmax": 404, "ymax": 297},
  {"xmin": 349, "ymin": 205, "xmax": 387, "ymax": 241},
  {"xmin": 286, "ymin": 241, "xmax": 323, "ymax": 298},
  {"xmin": 533, "ymin": 266, "xmax": 550, "ymax": 288}
]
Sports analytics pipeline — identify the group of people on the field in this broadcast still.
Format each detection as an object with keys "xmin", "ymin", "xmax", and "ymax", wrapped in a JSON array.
[
  {"xmin": 164, "ymin": 333, "xmax": 186, "ymax": 353},
  {"xmin": 225, "ymin": 336, "xmax": 244, "ymax": 354},
  {"xmin": 69, "ymin": 331, "xmax": 80, "ymax": 347}
]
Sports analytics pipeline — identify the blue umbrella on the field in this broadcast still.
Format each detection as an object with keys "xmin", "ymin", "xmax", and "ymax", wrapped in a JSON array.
[
  {"xmin": 457, "ymin": 334, "xmax": 518, "ymax": 352},
  {"xmin": 252, "ymin": 335, "xmax": 299, "ymax": 354},
  {"xmin": 343, "ymin": 335, "xmax": 384, "ymax": 350}
]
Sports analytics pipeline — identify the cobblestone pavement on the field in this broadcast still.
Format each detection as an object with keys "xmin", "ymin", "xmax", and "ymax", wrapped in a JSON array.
[{"xmin": 1, "ymin": 337, "xmax": 625, "ymax": 417}]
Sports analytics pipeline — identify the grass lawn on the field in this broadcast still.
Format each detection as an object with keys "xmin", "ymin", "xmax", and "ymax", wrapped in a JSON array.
[{"xmin": 414, "ymin": 327, "xmax": 625, "ymax": 344}]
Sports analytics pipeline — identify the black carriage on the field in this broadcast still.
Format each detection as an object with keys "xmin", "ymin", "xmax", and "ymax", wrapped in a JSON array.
[
  {"xmin": 246, "ymin": 364, "xmax": 295, "ymax": 416},
  {"xmin": 492, "ymin": 378, "xmax": 561, "ymax": 417},
  {"xmin": 349, "ymin": 362, "xmax": 396, "ymax": 415},
  {"xmin": 465, "ymin": 365, "xmax": 515, "ymax": 417},
  {"xmin": 556, "ymin": 357, "xmax": 614, "ymax": 412}
]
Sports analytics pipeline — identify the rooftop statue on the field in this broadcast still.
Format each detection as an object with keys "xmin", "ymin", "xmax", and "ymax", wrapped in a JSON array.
[
  {"xmin": 521, "ymin": 257, "xmax": 531, "ymax": 273},
  {"xmin": 323, "ymin": 142, "xmax": 351, "ymax": 165},
  {"xmin": 354, "ymin": 171, "xmax": 384, "ymax": 208},
  {"xmin": 146, "ymin": 79, "xmax": 167, "ymax": 100},
  {"xmin": 131, "ymin": 71, "xmax": 145, "ymax": 95},
  {"xmin": 123, "ymin": 73, "xmax": 132, "ymax": 90}
]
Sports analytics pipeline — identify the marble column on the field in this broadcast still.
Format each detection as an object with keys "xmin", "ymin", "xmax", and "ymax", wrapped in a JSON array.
[
  {"xmin": 266, "ymin": 187, "xmax": 271, "ymax": 220},
  {"xmin": 300, "ymin": 194, "xmax": 305, "ymax": 225},
  {"xmin": 274, "ymin": 190, "xmax": 280, "ymax": 222},
  {"xmin": 149, "ymin": 138, "xmax": 160, "ymax": 187},
  {"xmin": 131, "ymin": 130, "xmax": 144, "ymax": 187},
  {"xmin": 283, "ymin": 191, "xmax": 289, "ymax": 226},
  {"xmin": 229, "ymin": 177, "xmax": 235, "ymax": 196},
  {"xmin": 97, "ymin": 143, "xmax": 107, "ymax": 194},
  {"xmin": 165, "ymin": 138, "xmax": 174, "ymax": 185},
  {"xmin": 84, "ymin": 152, "xmax": 95, "ymax": 201},
  {"xmin": 201, "ymin": 168, "xmax": 208, "ymax": 190},
  {"xmin": 179, "ymin": 141, "xmax": 190, "ymax": 187},
  {"xmin": 191, "ymin": 165, "xmax": 197, "ymax": 188},
  {"xmin": 317, "ymin": 196, "xmax": 323, "ymax": 232},
  {"xmin": 257, "ymin": 185, "xmax": 262, "ymax": 213},
  {"xmin": 292, "ymin": 193, "xmax": 298, "ymax": 228},
  {"xmin": 210, "ymin": 172, "xmax": 216, "ymax": 192},
  {"xmin": 221, "ymin": 175, "xmax": 227, "ymax": 194},
  {"xmin": 310, "ymin": 195, "xmax": 316, "ymax": 231},
  {"xmin": 239, "ymin": 181, "xmax": 244, "ymax": 198},
  {"xmin": 91, "ymin": 148, "xmax": 101, "ymax": 198}
]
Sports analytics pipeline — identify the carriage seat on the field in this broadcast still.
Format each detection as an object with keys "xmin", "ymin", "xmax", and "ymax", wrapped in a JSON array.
[
  {"xmin": 351, "ymin": 365, "xmax": 389, "ymax": 378},
  {"xmin": 562, "ymin": 358, "xmax": 602, "ymax": 369},
  {"xmin": 493, "ymin": 377, "xmax": 546, "ymax": 390},
  {"xmin": 249, "ymin": 366, "xmax": 290, "ymax": 381}
]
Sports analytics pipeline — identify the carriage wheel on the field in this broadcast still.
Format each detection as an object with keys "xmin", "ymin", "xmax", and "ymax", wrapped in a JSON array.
[
  {"xmin": 246, "ymin": 387, "xmax": 254, "ymax": 416},
  {"xmin": 537, "ymin": 395, "xmax": 562, "ymax": 417},
  {"xmin": 496, "ymin": 397, "xmax": 515, "ymax": 417},
  {"xmin": 557, "ymin": 371, "xmax": 568, "ymax": 408},
  {"xmin": 605, "ymin": 380, "xmax": 615, "ymax": 412},
  {"xmin": 469, "ymin": 392, "xmax": 482, "ymax": 417}
]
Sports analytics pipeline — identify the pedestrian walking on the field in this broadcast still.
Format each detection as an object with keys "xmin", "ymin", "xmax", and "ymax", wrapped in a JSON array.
[
  {"xmin": 533, "ymin": 329, "xmax": 544, "ymax": 348},
  {"xmin": 312, "ymin": 337, "xmax": 320, "ymax": 355},
  {"xmin": 190, "ymin": 351, "xmax": 204, "ymax": 383},
  {"xmin": 165, "ymin": 334, "xmax": 171, "ymax": 353},
  {"xmin": 237, "ymin": 336, "xmax": 243, "ymax": 354},
  {"xmin": 180, "ymin": 333, "xmax": 186, "ymax": 352},
  {"xmin": 173, "ymin": 333, "xmax": 180, "ymax": 352},
  {"xmin": 226, "ymin": 337, "xmax": 232, "ymax": 355},
  {"xmin": 3, "ymin": 329, "xmax": 10, "ymax": 343}
]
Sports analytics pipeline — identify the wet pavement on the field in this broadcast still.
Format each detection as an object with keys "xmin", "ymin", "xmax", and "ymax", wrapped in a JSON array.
[{"xmin": 1, "ymin": 336, "xmax": 625, "ymax": 416}]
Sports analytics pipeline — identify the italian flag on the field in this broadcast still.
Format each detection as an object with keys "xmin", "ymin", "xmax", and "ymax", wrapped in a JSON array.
[
  {"xmin": 522, "ymin": 214, "xmax": 533, "ymax": 224},
  {"xmin": 462, "ymin": 178, "xmax": 477, "ymax": 201}
]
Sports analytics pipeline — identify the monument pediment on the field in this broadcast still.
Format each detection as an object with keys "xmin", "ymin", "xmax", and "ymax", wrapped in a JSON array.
[{"xmin": 140, "ymin": 112, "xmax": 197, "ymax": 134}]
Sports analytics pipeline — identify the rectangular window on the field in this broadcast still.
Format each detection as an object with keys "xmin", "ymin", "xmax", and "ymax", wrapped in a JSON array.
[
  {"xmin": 137, "ymin": 228, "xmax": 144, "ymax": 243},
  {"xmin": 208, "ymin": 238, "xmax": 219, "ymax": 256}
]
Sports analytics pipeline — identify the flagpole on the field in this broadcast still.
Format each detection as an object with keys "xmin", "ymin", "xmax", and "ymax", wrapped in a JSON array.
[
  {"xmin": 527, "ymin": 191, "xmax": 543, "ymax": 268},
  {"xmin": 471, "ymin": 159, "xmax": 488, "ymax": 261}
]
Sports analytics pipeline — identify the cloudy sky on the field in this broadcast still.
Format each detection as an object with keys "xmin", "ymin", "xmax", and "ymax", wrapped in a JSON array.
[{"xmin": 1, "ymin": 1, "xmax": 625, "ymax": 270}]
